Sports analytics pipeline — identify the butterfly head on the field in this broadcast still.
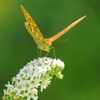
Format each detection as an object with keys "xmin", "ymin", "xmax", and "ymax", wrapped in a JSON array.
[{"xmin": 37, "ymin": 38, "xmax": 52, "ymax": 52}]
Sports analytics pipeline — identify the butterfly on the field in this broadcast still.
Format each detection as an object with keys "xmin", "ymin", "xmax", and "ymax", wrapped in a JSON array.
[{"xmin": 20, "ymin": 5, "xmax": 86, "ymax": 56}]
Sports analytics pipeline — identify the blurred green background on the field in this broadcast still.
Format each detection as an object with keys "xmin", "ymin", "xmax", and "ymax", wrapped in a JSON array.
[{"xmin": 0, "ymin": 0, "xmax": 100, "ymax": 100}]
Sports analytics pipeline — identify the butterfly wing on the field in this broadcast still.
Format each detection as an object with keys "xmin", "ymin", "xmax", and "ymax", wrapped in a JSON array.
[
  {"xmin": 20, "ymin": 5, "xmax": 45, "ymax": 46},
  {"xmin": 48, "ymin": 15, "xmax": 86, "ymax": 42}
]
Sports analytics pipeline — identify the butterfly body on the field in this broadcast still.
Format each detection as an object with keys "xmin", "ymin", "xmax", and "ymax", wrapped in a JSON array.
[{"xmin": 20, "ymin": 5, "xmax": 86, "ymax": 53}]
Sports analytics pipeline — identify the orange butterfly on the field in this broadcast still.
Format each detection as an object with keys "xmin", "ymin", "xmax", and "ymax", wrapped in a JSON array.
[{"xmin": 20, "ymin": 5, "xmax": 86, "ymax": 56}]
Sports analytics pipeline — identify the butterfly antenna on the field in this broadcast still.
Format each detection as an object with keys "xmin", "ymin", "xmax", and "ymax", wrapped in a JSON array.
[{"xmin": 54, "ymin": 39, "xmax": 68, "ymax": 42}]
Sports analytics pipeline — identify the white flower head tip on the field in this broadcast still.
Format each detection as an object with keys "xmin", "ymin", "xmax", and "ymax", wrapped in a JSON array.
[{"xmin": 2, "ymin": 57, "xmax": 65, "ymax": 100}]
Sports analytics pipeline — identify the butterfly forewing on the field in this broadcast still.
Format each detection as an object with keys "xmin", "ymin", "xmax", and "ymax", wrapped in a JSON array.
[
  {"xmin": 20, "ymin": 5, "xmax": 45, "ymax": 45},
  {"xmin": 48, "ymin": 15, "xmax": 86, "ymax": 42}
]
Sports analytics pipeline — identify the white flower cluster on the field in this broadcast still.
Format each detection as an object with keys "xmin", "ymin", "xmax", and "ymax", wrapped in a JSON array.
[{"xmin": 2, "ymin": 57, "xmax": 65, "ymax": 100}]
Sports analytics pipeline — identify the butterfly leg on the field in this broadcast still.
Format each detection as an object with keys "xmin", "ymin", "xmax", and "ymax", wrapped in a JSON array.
[
  {"xmin": 44, "ymin": 47, "xmax": 56, "ymax": 58},
  {"xmin": 45, "ymin": 51, "xmax": 49, "ymax": 57},
  {"xmin": 37, "ymin": 47, "xmax": 42, "ymax": 57},
  {"xmin": 50, "ymin": 46, "xmax": 56, "ymax": 58}
]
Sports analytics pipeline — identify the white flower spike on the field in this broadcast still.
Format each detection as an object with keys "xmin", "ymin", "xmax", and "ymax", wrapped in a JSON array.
[{"xmin": 2, "ymin": 57, "xmax": 65, "ymax": 100}]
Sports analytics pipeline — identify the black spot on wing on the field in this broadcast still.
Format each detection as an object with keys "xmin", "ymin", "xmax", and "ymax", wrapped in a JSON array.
[{"xmin": 35, "ymin": 26, "xmax": 37, "ymax": 29}]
